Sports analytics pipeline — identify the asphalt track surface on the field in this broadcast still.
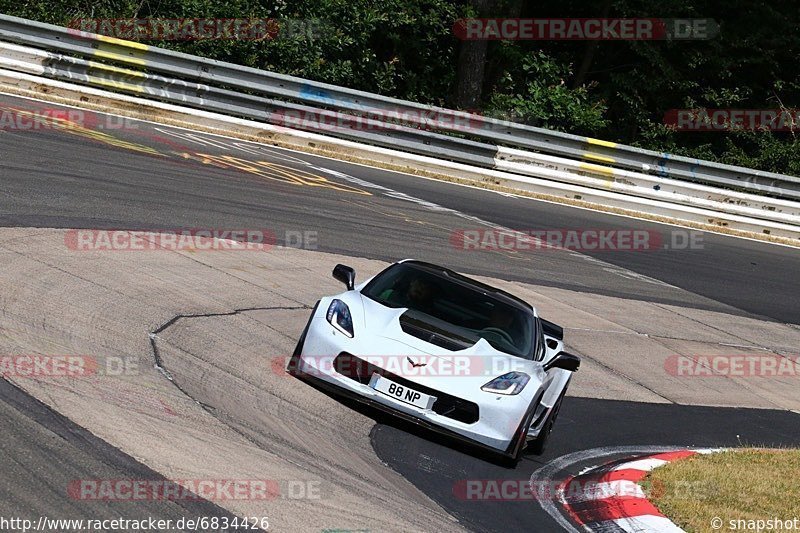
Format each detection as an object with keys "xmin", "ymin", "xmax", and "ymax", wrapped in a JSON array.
[
  {"xmin": 0, "ymin": 378, "xmax": 259, "ymax": 531},
  {"xmin": 2, "ymin": 94, "xmax": 798, "ymax": 322},
  {"xmin": 1, "ymin": 93, "xmax": 799, "ymax": 531}
]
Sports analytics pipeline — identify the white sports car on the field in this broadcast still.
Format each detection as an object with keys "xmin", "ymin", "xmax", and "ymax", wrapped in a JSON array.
[{"xmin": 288, "ymin": 260, "xmax": 580, "ymax": 464}]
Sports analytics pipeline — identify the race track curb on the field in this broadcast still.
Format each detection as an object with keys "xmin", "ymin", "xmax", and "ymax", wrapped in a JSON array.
[{"xmin": 558, "ymin": 449, "xmax": 720, "ymax": 532}]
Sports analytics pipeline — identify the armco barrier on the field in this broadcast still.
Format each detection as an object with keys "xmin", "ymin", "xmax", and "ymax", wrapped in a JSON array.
[
  {"xmin": 3, "ymin": 63, "xmax": 800, "ymax": 241},
  {"xmin": 0, "ymin": 14, "xmax": 798, "ymax": 239},
  {"xmin": 1, "ymin": 14, "xmax": 800, "ymax": 200}
]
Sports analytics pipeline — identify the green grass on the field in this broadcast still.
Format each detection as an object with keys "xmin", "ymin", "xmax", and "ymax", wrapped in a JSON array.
[{"xmin": 641, "ymin": 449, "xmax": 800, "ymax": 533}]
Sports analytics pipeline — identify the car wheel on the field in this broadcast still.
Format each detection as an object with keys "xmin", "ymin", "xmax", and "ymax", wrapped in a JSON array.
[
  {"xmin": 528, "ymin": 389, "xmax": 565, "ymax": 456},
  {"xmin": 287, "ymin": 301, "xmax": 319, "ymax": 376},
  {"xmin": 502, "ymin": 403, "xmax": 539, "ymax": 467}
]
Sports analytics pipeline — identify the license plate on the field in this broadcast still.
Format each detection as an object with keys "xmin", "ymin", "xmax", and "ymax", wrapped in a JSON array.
[{"xmin": 370, "ymin": 374, "xmax": 436, "ymax": 410}]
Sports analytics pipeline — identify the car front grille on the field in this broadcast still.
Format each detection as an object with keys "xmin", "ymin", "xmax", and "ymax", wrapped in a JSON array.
[{"xmin": 332, "ymin": 352, "xmax": 480, "ymax": 424}]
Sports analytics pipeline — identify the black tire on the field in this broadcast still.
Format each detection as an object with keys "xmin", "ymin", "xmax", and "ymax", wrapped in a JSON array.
[
  {"xmin": 528, "ymin": 389, "xmax": 566, "ymax": 456},
  {"xmin": 501, "ymin": 402, "xmax": 539, "ymax": 468},
  {"xmin": 287, "ymin": 301, "xmax": 319, "ymax": 376}
]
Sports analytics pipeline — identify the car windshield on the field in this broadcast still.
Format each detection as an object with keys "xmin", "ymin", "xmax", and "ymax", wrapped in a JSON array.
[{"xmin": 362, "ymin": 263, "xmax": 534, "ymax": 358}]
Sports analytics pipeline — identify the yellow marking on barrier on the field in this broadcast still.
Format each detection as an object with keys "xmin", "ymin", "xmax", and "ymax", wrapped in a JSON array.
[
  {"xmin": 583, "ymin": 152, "xmax": 616, "ymax": 164},
  {"xmin": 88, "ymin": 76, "xmax": 146, "ymax": 94},
  {"xmin": 586, "ymin": 137, "xmax": 617, "ymax": 148},
  {"xmin": 94, "ymin": 45, "xmax": 148, "ymax": 67},
  {"xmin": 86, "ymin": 61, "xmax": 146, "ymax": 79},
  {"xmin": 579, "ymin": 162, "xmax": 615, "ymax": 176},
  {"xmin": 95, "ymin": 34, "xmax": 150, "ymax": 51},
  {"xmin": 86, "ymin": 60, "xmax": 147, "ymax": 93}
]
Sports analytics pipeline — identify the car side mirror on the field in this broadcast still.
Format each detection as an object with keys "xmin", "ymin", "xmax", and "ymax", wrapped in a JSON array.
[
  {"xmin": 332, "ymin": 264, "xmax": 356, "ymax": 290},
  {"xmin": 543, "ymin": 351, "xmax": 581, "ymax": 372}
]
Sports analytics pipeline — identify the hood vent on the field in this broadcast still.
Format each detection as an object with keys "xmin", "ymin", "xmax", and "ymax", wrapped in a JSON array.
[{"xmin": 399, "ymin": 317, "xmax": 467, "ymax": 352}]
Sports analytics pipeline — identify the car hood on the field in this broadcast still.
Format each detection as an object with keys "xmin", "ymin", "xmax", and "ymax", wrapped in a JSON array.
[{"xmin": 357, "ymin": 294, "xmax": 542, "ymax": 379}]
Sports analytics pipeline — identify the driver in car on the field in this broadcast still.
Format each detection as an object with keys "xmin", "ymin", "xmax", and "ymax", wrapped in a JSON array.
[
  {"xmin": 378, "ymin": 276, "xmax": 438, "ymax": 315},
  {"xmin": 488, "ymin": 306, "xmax": 515, "ymax": 329},
  {"xmin": 401, "ymin": 277, "xmax": 437, "ymax": 314},
  {"xmin": 481, "ymin": 305, "xmax": 520, "ymax": 350}
]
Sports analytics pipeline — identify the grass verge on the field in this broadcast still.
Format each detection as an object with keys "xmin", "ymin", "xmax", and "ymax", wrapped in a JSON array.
[{"xmin": 642, "ymin": 448, "xmax": 800, "ymax": 533}]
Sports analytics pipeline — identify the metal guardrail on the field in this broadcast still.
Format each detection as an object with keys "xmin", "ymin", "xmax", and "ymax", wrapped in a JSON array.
[
  {"xmin": 1, "ymin": 13, "xmax": 800, "ymax": 203},
  {"xmin": 34, "ymin": 50, "xmax": 499, "ymax": 168},
  {"xmin": 3, "ymin": 42, "xmax": 800, "ymax": 238}
]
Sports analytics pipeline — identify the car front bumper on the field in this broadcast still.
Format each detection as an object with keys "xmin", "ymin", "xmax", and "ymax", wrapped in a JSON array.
[{"xmin": 297, "ymin": 315, "xmax": 541, "ymax": 454}]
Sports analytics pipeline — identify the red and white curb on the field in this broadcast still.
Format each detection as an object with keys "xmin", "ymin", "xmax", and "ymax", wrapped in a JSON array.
[{"xmin": 558, "ymin": 449, "xmax": 719, "ymax": 533}]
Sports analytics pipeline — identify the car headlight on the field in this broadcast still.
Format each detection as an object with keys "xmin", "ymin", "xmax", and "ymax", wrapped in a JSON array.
[
  {"xmin": 326, "ymin": 299, "xmax": 354, "ymax": 337},
  {"xmin": 481, "ymin": 372, "xmax": 530, "ymax": 395}
]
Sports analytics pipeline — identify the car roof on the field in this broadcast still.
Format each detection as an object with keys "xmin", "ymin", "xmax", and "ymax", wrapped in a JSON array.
[{"xmin": 398, "ymin": 260, "xmax": 534, "ymax": 313}]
